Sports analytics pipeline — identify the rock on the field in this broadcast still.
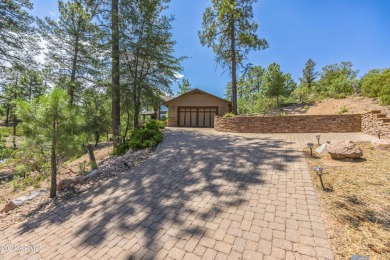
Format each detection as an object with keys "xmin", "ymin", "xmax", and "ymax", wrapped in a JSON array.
[
  {"xmin": 315, "ymin": 144, "xmax": 328, "ymax": 154},
  {"xmin": 372, "ymin": 139, "xmax": 390, "ymax": 151},
  {"xmin": 57, "ymin": 179, "xmax": 76, "ymax": 191},
  {"xmin": 57, "ymin": 176, "xmax": 87, "ymax": 191},
  {"xmin": 1, "ymin": 201, "xmax": 16, "ymax": 213},
  {"xmin": 74, "ymin": 176, "xmax": 88, "ymax": 183},
  {"xmin": 326, "ymin": 140, "xmax": 363, "ymax": 159},
  {"xmin": 87, "ymin": 169, "xmax": 98, "ymax": 177},
  {"xmin": 13, "ymin": 190, "xmax": 46, "ymax": 206}
]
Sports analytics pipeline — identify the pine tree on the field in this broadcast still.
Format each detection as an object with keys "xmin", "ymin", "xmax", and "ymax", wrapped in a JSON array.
[
  {"xmin": 262, "ymin": 63, "xmax": 296, "ymax": 107},
  {"xmin": 177, "ymin": 79, "xmax": 193, "ymax": 95},
  {"xmin": 199, "ymin": 0, "xmax": 268, "ymax": 114},
  {"xmin": 37, "ymin": 0, "xmax": 103, "ymax": 105},
  {"xmin": 16, "ymin": 88, "xmax": 83, "ymax": 198},
  {"xmin": 300, "ymin": 58, "xmax": 318, "ymax": 89},
  {"xmin": 0, "ymin": 0, "xmax": 39, "ymax": 68},
  {"xmin": 120, "ymin": 0, "xmax": 182, "ymax": 127}
]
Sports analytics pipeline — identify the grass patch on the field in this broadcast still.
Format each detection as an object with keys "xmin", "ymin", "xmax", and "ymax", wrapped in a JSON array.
[{"xmin": 304, "ymin": 142, "xmax": 390, "ymax": 259}]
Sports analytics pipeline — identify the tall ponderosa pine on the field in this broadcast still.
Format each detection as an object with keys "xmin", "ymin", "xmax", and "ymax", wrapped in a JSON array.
[
  {"xmin": 37, "ymin": 0, "xmax": 103, "ymax": 105},
  {"xmin": 120, "ymin": 0, "xmax": 182, "ymax": 127},
  {"xmin": 83, "ymin": 0, "xmax": 122, "ymax": 146},
  {"xmin": 0, "ymin": 0, "xmax": 39, "ymax": 68},
  {"xmin": 300, "ymin": 58, "xmax": 318, "ymax": 89},
  {"xmin": 16, "ymin": 88, "xmax": 83, "ymax": 198},
  {"xmin": 199, "ymin": 0, "xmax": 268, "ymax": 114},
  {"xmin": 111, "ymin": 0, "xmax": 121, "ymax": 145}
]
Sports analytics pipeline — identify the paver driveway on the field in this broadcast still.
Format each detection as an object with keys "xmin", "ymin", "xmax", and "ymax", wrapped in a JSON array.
[{"xmin": 1, "ymin": 128, "xmax": 375, "ymax": 259}]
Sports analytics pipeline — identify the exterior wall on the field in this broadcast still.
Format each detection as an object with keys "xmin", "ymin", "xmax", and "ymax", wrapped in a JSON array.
[
  {"xmin": 362, "ymin": 110, "xmax": 390, "ymax": 139},
  {"xmin": 166, "ymin": 93, "xmax": 230, "ymax": 127},
  {"xmin": 215, "ymin": 114, "xmax": 362, "ymax": 133}
]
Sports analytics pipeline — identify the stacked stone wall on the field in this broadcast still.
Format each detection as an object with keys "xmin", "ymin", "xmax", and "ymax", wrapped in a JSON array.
[{"xmin": 214, "ymin": 114, "xmax": 362, "ymax": 133}]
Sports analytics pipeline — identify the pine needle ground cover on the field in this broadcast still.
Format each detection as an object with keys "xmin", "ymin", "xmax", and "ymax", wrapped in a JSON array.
[{"xmin": 304, "ymin": 142, "xmax": 390, "ymax": 259}]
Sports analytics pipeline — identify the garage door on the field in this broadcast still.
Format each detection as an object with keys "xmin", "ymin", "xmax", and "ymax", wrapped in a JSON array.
[{"xmin": 178, "ymin": 107, "xmax": 218, "ymax": 127}]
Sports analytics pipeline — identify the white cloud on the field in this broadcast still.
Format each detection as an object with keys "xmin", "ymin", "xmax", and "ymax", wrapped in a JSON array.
[
  {"xmin": 49, "ymin": 11, "xmax": 57, "ymax": 17},
  {"xmin": 174, "ymin": 72, "xmax": 184, "ymax": 79}
]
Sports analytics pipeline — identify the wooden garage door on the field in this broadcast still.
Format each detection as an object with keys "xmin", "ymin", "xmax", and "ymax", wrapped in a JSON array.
[{"xmin": 178, "ymin": 107, "xmax": 218, "ymax": 127}]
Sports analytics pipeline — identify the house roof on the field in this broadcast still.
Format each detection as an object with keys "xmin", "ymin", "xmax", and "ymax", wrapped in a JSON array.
[
  {"xmin": 161, "ymin": 96, "xmax": 173, "ymax": 102},
  {"xmin": 163, "ymin": 88, "xmax": 232, "ymax": 106}
]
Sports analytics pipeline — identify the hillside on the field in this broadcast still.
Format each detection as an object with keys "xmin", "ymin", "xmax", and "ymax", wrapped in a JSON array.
[{"xmin": 277, "ymin": 95, "xmax": 389, "ymax": 116}]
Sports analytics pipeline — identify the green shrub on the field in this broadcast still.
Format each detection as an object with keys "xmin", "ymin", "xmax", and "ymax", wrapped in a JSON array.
[
  {"xmin": 10, "ymin": 176, "xmax": 20, "ymax": 191},
  {"xmin": 0, "ymin": 147, "xmax": 16, "ymax": 160},
  {"xmin": 113, "ymin": 142, "xmax": 130, "ymax": 155},
  {"xmin": 380, "ymin": 95, "xmax": 390, "ymax": 105},
  {"xmin": 338, "ymin": 106, "xmax": 349, "ymax": 114},
  {"xmin": 223, "ymin": 112, "xmax": 236, "ymax": 118},
  {"xmin": 129, "ymin": 128, "xmax": 163, "ymax": 149},
  {"xmin": 145, "ymin": 120, "xmax": 165, "ymax": 131},
  {"xmin": 113, "ymin": 127, "xmax": 163, "ymax": 155}
]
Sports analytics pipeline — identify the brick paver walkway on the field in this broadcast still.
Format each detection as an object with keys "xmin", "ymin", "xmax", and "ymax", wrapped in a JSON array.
[{"xmin": 0, "ymin": 129, "xmax": 376, "ymax": 259}]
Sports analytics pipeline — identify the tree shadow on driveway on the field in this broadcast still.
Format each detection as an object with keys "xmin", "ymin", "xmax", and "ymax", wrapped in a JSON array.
[{"xmin": 11, "ymin": 128, "xmax": 301, "ymax": 259}]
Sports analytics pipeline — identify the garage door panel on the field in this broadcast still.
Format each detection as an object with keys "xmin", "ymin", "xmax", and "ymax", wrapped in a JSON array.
[{"xmin": 178, "ymin": 107, "xmax": 218, "ymax": 128}]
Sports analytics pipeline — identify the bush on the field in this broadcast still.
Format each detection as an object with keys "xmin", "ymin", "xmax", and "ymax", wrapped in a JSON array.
[
  {"xmin": 0, "ymin": 147, "xmax": 16, "ymax": 160},
  {"xmin": 145, "ymin": 120, "xmax": 165, "ymax": 131},
  {"xmin": 129, "ymin": 128, "xmax": 163, "ymax": 149},
  {"xmin": 113, "ymin": 126, "xmax": 164, "ymax": 155},
  {"xmin": 380, "ymin": 95, "xmax": 390, "ymax": 105},
  {"xmin": 338, "ymin": 106, "xmax": 349, "ymax": 114},
  {"xmin": 223, "ymin": 113, "xmax": 236, "ymax": 118}
]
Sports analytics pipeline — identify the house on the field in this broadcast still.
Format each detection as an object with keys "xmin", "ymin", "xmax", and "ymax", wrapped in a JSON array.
[
  {"xmin": 163, "ymin": 88, "xmax": 232, "ymax": 127},
  {"xmin": 141, "ymin": 96, "xmax": 172, "ymax": 121}
]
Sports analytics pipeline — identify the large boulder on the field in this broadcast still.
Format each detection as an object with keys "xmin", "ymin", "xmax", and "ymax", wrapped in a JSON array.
[
  {"xmin": 326, "ymin": 140, "xmax": 363, "ymax": 159},
  {"xmin": 372, "ymin": 139, "xmax": 390, "ymax": 151}
]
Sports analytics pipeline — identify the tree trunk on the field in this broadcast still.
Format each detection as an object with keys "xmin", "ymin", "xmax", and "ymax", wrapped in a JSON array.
[
  {"xmin": 5, "ymin": 106, "xmax": 10, "ymax": 125},
  {"xmin": 111, "ymin": 0, "xmax": 121, "ymax": 147},
  {"xmin": 230, "ymin": 19, "xmax": 238, "ymax": 115},
  {"xmin": 86, "ymin": 144, "xmax": 97, "ymax": 170},
  {"xmin": 123, "ymin": 110, "xmax": 131, "ymax": 140},
  {"xmin": 69, "ymin": 35, "xmax": 80, "ymax": 106},
  {"xmin": 12, "ymin": 114, "xmax": 17, "ymax": 149},
  {"xmin": 50, "ymin": 118, "xmax": 57, "ymax": 198},
  {"xmin": 94, "ymin": 132, "xmax": 100, "ymax": 147}
]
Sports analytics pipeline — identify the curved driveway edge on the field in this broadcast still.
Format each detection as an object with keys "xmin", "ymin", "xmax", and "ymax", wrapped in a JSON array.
[{"xmin": 1, "ymin": 129, "xmax": 375, "ymax": 259}]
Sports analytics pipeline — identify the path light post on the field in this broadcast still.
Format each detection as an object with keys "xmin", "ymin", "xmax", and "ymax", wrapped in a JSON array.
[
  {"xmin": 313, "ymin": 166, "xmax": 326, "ymax": 190},
  {"xmin": 307, "ymin": 143, "xmax": 314, "ymax": 157},
  {"xmin": 315, "ymin": 135, "xmax": 321, "ymax": 145},
  {"xmin": 375, "ymin": 129, "xmax": 382, "ymax": 139}
]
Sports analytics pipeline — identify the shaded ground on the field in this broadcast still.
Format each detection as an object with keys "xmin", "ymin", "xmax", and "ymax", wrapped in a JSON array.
[
  {"xmin": 0, "ymin": 128, "xmax": 335, "ymax": 260},
  {"xmin": 0, "ymin": 142, "xmax": 113, "ymax": 214},
  {"xmin": 304, "ymin": 142, "xmax": 390, "ymax": 260}
]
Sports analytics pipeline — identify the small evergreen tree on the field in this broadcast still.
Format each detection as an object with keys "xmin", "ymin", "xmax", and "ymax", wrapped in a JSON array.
[
  {"xmin": 16, "ymin": 88, "xmax": 83, "ymax": 198},
  {"xmin": 262, "ymin": 63, "xmax": 296, "ymax": 107},
  {"xmin": 300, "ymin": 58, "xmax": 318, "ymax": 90}
]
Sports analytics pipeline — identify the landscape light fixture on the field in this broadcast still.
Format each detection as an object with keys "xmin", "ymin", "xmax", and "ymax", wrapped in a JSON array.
[
  {"xmin": 315, "ymin": 135, "xmax": 321, "ymax": 145},
  {"xmin": 307, "ymin": 143, "xmax": 314, "ymax": 157},
  {"xmin": 375, "ymin": 129, "xmax": 382, "ymax": 139},
  {"xmin": 313, "ymin": 166, "xmax": 326, "ymax": 190}
]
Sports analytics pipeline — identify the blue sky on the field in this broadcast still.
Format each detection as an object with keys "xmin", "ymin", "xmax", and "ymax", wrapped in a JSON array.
[{"xmin": 30, "ymin": 0, "xmax": 390, "ymax": 97}]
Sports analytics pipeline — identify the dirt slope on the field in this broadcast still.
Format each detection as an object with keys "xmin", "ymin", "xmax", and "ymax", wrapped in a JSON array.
[{"xmin": 279, "ymin": 95, "xmax": 389, "ymax": 115}]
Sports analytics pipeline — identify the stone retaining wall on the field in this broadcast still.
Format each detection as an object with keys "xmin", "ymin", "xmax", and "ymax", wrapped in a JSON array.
[
  {"xmin": 214, "ymin": 114, "xmax": 362, "ymax": 133},
  {"xmin": 362, "ymin": 110, "xmax": 390, "ymax": 139}
]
